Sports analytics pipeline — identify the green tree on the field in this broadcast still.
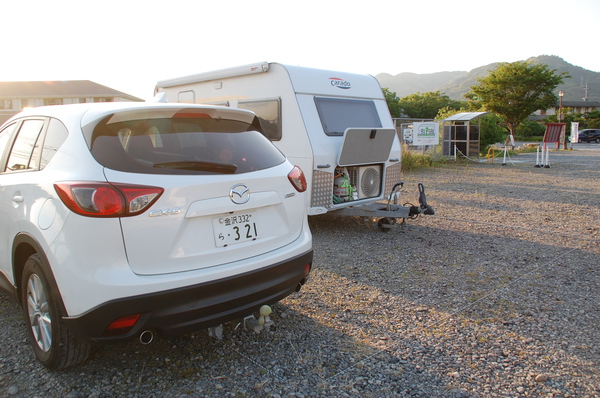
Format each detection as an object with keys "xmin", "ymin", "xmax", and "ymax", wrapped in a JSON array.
[
  {"xmin": 583, "ymin": 110, "xmax": 600, "ymax": 128},
  {"xmin": 382, "ymin": 88, "xmax": 402, "ymax": 118},
  {"xmin": 466, "ymin": 61, "xmax": 569, "ymax": 138},
  {"xmin": 399, "ymin": 91, "xmax": 465, "ymax": 119}
]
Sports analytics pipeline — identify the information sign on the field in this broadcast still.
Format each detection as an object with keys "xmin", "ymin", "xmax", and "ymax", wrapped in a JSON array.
[{"xmin": 412, "ymin": 122, "xmax": 439, "ymax": 146}]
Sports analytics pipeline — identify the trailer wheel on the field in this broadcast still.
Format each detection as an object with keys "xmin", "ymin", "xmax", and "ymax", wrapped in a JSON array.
[{"xmin": 377, "ymin": 217, "xmax": 395, "ymax": 232}]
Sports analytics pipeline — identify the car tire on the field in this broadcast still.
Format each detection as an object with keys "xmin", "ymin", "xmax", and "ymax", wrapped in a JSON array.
[
  {"xmin": 21, "ymin": 254, "xmax": 91, "ymax": 369},
  {"xmin": 595, "ymin": 138, "xmax": 600, "ymax": 143}
]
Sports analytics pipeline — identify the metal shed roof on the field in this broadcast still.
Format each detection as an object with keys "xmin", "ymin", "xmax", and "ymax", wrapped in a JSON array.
[{"xmin": 443, "ymin": 112, "xmax": 488, "ymax": 121}]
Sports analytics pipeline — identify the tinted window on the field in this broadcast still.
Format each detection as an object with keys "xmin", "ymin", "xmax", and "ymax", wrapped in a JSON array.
[
  {"xmin": 90, "ymin": 109, "xmax": 285, "ymax": 175},
  {"xmin": 314, "ymin": 97, "xmax": 382, "ymax": 136},
  {"xmin": 40, "ymin": 118, "xmax": 69, "ymax": 169},
  {"xmin": 5, "ymin": 119, "xmax": 45, "ymax": 172},
  {"xmin": 237, "ymin": 99, "xmax": 281, "ymax": 140}
]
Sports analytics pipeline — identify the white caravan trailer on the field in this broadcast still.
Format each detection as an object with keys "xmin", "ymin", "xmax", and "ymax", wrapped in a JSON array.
[{"xmin": 155, "ymin": 62, "xmax": 433, "ymax": 229}]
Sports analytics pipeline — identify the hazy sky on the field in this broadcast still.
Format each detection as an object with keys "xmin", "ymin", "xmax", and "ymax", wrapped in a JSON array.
[{"xmin": 3, "ymin": 0, "xmax": 598, "ymax": 100}]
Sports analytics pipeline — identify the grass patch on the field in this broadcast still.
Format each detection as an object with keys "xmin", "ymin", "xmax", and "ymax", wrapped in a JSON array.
[{"xmin": 402, "ymin": 146, "xmax": 433, "ymax": 171}]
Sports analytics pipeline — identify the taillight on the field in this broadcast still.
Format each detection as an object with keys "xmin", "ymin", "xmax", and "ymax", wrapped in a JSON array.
[
  {"xmin": 303, "ymin": 263, "xmax": 312, "ymax": 277},
  {"xmin": 104, "ymin": 314, "xmax": 141, "ymax": 336},
  {"xmin": 288, "ymin": 166, "xmax": 307, "ymax": 193},
  {"xmin": 54, "ymin": 182, "xmax": 163, "ymax": 217}
]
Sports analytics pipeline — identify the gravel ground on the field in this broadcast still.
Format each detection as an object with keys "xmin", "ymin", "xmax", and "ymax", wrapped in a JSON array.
[{"xmin": 1, "ymin": 148, "xmax": 599, "ymax": 397}]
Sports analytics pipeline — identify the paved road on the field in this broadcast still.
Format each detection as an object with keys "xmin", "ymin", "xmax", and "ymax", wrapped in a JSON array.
[{"xmin": 499, "ymin": 142, "xmax": 600, "ymax": 167}]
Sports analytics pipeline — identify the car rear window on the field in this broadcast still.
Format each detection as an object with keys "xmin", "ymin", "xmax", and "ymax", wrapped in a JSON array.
[{"xmin": 89, "ymin": 109, "xmax": 286, "ymax": 175}]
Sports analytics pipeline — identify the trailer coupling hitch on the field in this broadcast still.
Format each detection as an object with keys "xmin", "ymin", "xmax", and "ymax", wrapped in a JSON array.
[
  {"xmin": 409, "ymin": 183, "xmax": 435, "ymax": 217},
  {"xmin": 243, "ymin": 305, "xmax": 274, "ymax": 333}
]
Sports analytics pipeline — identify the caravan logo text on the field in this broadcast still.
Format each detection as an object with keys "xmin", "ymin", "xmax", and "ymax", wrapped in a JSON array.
[{"xmin": 329, "ymin": 77, "xmax": 351, "ymax": 89}]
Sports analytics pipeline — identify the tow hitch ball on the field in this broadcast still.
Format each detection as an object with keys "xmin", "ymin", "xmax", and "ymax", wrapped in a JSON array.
[
  {"xmin": 207, "ymin": 305, "xmax": 274, "ymax": 341},
  {"xmin": 243, "ymin": 305, "xmax": 274, "ymax": 333}
]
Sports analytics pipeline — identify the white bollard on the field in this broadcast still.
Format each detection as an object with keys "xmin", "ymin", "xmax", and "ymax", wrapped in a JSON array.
[
  {"xmin": 544, "ymin": 146, "xmax": 551, "ymax": 168},
  {"xmin": 535, "ymin": 146, "xmax": 541, "ymax": 167}
]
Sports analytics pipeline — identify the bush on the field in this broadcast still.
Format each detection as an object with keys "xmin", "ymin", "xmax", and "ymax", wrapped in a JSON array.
[
  {"xmin": 402, "ymin": 145, "xmax": 433, "ymax": 171},
  {"xmin": 516, "ymin": 120, "xmax": 546, "ymax": 138},
  {"xmin": 479, "ymin": 114, "xmax": 508, "ymax": 150}
]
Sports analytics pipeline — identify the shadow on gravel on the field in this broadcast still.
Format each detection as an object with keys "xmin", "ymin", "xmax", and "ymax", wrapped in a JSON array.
[
  {"xmin": 0, "ymin": 288, "xmax": 438, "ymax": 397},
  {"xmin": 1, "ymin": 215, "xmax": 598, "ymax": 397}
]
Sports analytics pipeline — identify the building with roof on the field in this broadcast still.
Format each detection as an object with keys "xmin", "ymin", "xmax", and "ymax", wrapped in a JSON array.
[
  {"xmin": 532, "ymin": 100, "xmax": 600, "ymax": 121},
  {"xmin": 0, "ymin": 80, "xmax": 143, "ymax": 124}
]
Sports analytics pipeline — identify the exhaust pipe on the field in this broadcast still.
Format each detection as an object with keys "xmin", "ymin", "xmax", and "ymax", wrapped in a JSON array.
[{"xmin": 139, "ymin": 330, "xmax": 154, "ymax": 345}]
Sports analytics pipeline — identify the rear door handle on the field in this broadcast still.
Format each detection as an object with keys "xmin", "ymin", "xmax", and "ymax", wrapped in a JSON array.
[{"xmin": 12, "ymin": 195, "xmax": 24, "ymax": 204}]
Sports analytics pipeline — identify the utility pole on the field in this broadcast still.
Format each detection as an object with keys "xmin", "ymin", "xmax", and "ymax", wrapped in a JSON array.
[{"xmin": 559, "ymin": 90, "xmax": 566, "ymax": 150}]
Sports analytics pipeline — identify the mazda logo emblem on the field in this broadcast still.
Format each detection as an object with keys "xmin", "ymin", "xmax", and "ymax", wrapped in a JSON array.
[{"xmin": 229, "ymin": 184, "xmax": 250, "ymax": 204}]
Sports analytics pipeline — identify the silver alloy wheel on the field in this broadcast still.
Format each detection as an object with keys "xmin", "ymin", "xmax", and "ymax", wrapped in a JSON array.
[{"xmin": 26, "ymin": 274, "xmax": 52, "ymax": 352}]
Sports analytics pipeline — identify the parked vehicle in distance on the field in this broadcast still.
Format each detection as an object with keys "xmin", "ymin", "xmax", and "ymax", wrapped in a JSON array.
[
  {"xmin": 577, "ymin": 129, "xmax": 600, "ymax": 143},
  {"xmin": 0, "ymin": 102, "xmax": 312, "ymax": 369}
]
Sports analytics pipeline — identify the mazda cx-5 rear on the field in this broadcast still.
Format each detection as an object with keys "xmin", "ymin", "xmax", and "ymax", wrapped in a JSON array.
[{"xmin": 0, "ymin": 102, "xmax": 312, "ymax": 369}]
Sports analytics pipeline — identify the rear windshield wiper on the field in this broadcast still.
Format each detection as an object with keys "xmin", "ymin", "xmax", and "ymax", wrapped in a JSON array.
[{"xmin": 153, "ymin": 161, "xmax": 238, "ymax": 174}]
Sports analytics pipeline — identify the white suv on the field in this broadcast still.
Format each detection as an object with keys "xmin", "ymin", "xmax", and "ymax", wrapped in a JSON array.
[{"xmin": 0, "ymin": 102, "xmax": 312, "ymax": 369}]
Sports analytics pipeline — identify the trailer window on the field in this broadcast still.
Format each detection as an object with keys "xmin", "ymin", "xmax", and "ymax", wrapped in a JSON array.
[
  {"xmin": 315, "ymin": 97, "xmax": 382, "ymax": 136},
  {"xmin": 238, "ymin": 99, "xmax": 281, "ymax": 141}
]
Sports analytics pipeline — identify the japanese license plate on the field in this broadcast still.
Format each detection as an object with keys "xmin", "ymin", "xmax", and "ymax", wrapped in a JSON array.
[{"xmin": 213, "ymin": 212, "xmax": 259, "ymax": 247}]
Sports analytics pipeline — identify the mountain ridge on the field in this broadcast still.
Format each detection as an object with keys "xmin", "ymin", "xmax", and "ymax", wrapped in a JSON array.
[{"xmin": 376, "ymin": 55, "xmax": 600, "ymax": 102}]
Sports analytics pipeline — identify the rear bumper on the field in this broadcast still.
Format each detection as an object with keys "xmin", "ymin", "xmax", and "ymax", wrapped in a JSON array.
[{"xmin": 63, "ymin": 249, "xmax": 313, "ymax": 344}]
